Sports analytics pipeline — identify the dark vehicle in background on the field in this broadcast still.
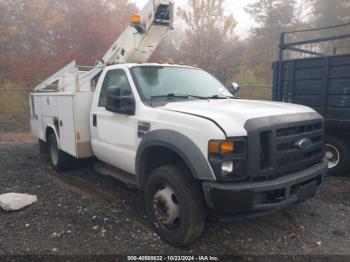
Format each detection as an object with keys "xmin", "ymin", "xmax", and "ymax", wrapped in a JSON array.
[{"xmin": 273, "ymin": 23, "xmax": 350, "ymax": 175}]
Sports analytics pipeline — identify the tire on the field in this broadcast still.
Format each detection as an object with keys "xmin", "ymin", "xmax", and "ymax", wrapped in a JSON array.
[
  {"xmin": 144, "ymin": 165, "xmax": 206, "ymax": 247},
  {"xmin": 38, "ymin": 139, "xmax": 50, "ymax": 162},
  {"xmin": 48, "ymin": 132, "xmax": 72, "ymax": 172},
  {"xmin": 325, "ymin": 135, "xmax": 350, "ymax": 176}
]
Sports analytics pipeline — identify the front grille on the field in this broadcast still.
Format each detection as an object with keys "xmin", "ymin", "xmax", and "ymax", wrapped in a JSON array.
[
  {"xmin": 276, "ymin": 122, "xmax": 322, "ymax": 137},
  {"xmin": 245, "ymin": 113, "xmax": 325, "ymax": 180},
  {"xmin": 259, "ymin": 120, "xmax": 324, "ymax": 178},
  {"xmin": 275, "ymin": 122, "xmax": 324, "ymax": 170}
]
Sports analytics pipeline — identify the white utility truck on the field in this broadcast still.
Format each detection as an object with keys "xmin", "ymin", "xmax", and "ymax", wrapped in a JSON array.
[{"xmin": 30, "ymin": 0, "xmax": 327, "ymax": 246}]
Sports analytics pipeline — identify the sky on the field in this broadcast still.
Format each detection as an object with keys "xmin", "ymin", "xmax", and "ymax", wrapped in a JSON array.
[{"xmin": 131, "ymin": 0, "xmax": 254, "ymax": 38}]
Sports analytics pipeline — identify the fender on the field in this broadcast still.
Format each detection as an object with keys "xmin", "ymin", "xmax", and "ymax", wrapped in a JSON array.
[
  {"xmin": 136, "ymin": 129, "xmax": 216, "ymax": 189},
  {"xmin": 45, "ymin": 125, "xmax": 61, "ymax": 150}
]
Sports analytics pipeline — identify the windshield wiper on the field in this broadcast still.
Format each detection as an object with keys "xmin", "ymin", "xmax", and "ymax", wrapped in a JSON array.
[
  {"xmin": 209, "ymin": 95, "xmax": 234, "ymax": 99},
  {"xmin": 151, "ymin": 93, "xmax": 234, "ymax": 101},
  {"xmin": 152, "ymin": 93, "xmax": 208, "ymax": 100}
]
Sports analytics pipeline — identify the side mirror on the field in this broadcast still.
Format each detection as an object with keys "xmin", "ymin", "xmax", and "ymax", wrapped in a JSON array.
[
  {"xmin": 105, "ymin": 86, "xmax": 135, "ymax": 115},
  {"xmin": 230, "ymin": 82, "xmax": 240, "ymax": 96}
]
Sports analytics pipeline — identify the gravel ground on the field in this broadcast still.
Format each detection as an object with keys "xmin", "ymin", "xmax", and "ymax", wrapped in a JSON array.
[{"xmin": 0, "ymin": 142, "xmax": 350, "ymax": 256}]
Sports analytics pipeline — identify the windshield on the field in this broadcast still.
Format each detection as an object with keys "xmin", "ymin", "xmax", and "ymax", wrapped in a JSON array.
[{"xmin": 131, "ymin": 66, "xmax": 233, "ymax": 102}]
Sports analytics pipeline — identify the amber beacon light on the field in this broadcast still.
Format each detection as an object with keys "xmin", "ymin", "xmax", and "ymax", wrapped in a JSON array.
[{"xmin": 130, "ymin": 15, "xmax": 141, "ymax": 24}]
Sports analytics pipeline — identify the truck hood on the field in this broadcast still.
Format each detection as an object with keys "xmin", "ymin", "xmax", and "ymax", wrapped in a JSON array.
[{"xmin": 162, "ymin": 99, "xmax": 316, "ymax": 137}]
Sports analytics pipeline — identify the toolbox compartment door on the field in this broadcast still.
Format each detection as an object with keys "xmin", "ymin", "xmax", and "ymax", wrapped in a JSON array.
[{"xmin": 57, "ymin": 96, "xmax": 77, "ymax": 157}]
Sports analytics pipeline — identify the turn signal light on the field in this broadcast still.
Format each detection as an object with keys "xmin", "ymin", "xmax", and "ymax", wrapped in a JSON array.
[
  {"xmin": 209, "ymin": 141, "xmax": 220, "ymax": 154},
  {"xmin": 209, "ymin": 141, "xmax": 235, "ymax": 154},
  {"xmin": 221, "ymin": 142, "xmax": 235, "ymax": 154}
]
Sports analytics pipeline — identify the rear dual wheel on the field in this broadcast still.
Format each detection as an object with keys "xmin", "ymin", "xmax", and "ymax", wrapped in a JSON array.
[
  {"xmin": 145, "ymin": 166, "xmax": 206, "ymax": 247},
  {"xmin": 48, "ymin": 132, "xmax": 72, "ymax": 172}
]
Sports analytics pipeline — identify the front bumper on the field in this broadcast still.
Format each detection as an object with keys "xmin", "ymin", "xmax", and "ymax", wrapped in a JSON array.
[{"xmin": 202, "ymin": 160, "xmax": 327, "ymax": 217}]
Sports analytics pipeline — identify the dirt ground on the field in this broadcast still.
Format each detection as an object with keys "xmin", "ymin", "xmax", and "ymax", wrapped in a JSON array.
[{"xmin": 0, "ymin": 141, "xmax": 350, "ymax": 256}]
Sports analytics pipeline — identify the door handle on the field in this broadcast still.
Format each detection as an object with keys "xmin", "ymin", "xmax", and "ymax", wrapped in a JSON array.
[{"xmin": 93, "ymin": 114, "xmax": 97, "ymax": 127}]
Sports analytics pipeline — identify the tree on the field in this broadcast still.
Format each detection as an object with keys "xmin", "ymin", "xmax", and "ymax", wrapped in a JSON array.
[
  {"xmin": 0, "ymin": 0, "xmax": 137, "ymax": 87},
  {"xmin": 178, "ymin": 0, "xmax": 238, "ymax": 84},
  {"xmin": 246, "ymin": 0, "xmax": 299, "ymax": 62},
  {"xmin": 306, "ymin": 0, "xmax": 350, "ymax": 54},
  {"xmin": 242, "ymin": 0, "xmax": 300, "ymax": 82},
  {"xmin": 308, "ymin": 0, "xmax": 350, "ymax": 27},
  {"xmin": 149, "ymin": 30, "xmax": 186, "ymax": 63}
]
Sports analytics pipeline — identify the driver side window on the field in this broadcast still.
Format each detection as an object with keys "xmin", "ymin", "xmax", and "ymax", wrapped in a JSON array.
[{"xmin": 98, "ymin": 69, "xmax": 132, "ymax": 107}]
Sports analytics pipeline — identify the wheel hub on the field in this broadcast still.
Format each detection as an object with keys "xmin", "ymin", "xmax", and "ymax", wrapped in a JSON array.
[
  {"xmin": 325, "ymin": 144, "xmax": 340, "ymax": 169},
  {"xmin": 153, "ymin": 186, "xmax": 180, "ymax": 228}
]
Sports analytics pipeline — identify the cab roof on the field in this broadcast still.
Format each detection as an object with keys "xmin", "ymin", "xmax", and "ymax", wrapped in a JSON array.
[{"xmin": 123, "ymin": 63, "xmax": 199, "ymax": 70}]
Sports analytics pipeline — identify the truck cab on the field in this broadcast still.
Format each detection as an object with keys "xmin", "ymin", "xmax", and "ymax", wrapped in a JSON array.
[{"xmin": 31, "ymin": 63, "xmax": 327, "ymax": 246}]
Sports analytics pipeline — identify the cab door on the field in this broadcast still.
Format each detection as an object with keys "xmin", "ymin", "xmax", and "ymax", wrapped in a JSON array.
[{"xmin": 90, "ymin": 68, "xmax": 138, "ymax": 174}]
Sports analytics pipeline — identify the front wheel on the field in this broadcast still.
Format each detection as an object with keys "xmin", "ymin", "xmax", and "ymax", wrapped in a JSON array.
[
  {"xmin": 144, "ymin": 166, "xmax": 206, "ymax": 247},
  {"xmin": 325, "ymin": 135, "xmax": 350, "ymax": 176}
]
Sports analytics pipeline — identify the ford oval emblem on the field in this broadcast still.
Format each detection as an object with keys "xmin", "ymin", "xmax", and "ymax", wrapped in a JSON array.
[{"xmin": 295, "ymin": 138, "xmax": 312, "ymax": 151}]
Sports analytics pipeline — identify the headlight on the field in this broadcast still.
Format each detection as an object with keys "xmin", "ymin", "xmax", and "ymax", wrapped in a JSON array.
[
  {"xmin": 222, "ymin": 161, "xmax": 234, "ymax": 175},
  {"xmin": 208, "ymin": 138, "xmax": 247, "ymax": 181}
]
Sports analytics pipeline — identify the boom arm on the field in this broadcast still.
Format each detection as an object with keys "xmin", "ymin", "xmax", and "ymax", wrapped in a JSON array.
[
  {"xmin": 101, "ymin": 0, "xmax": 174, "ymax": 65},
  {"xmin": 35, "ymin": 0, "xmax": 174, "ymax": 92}
]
